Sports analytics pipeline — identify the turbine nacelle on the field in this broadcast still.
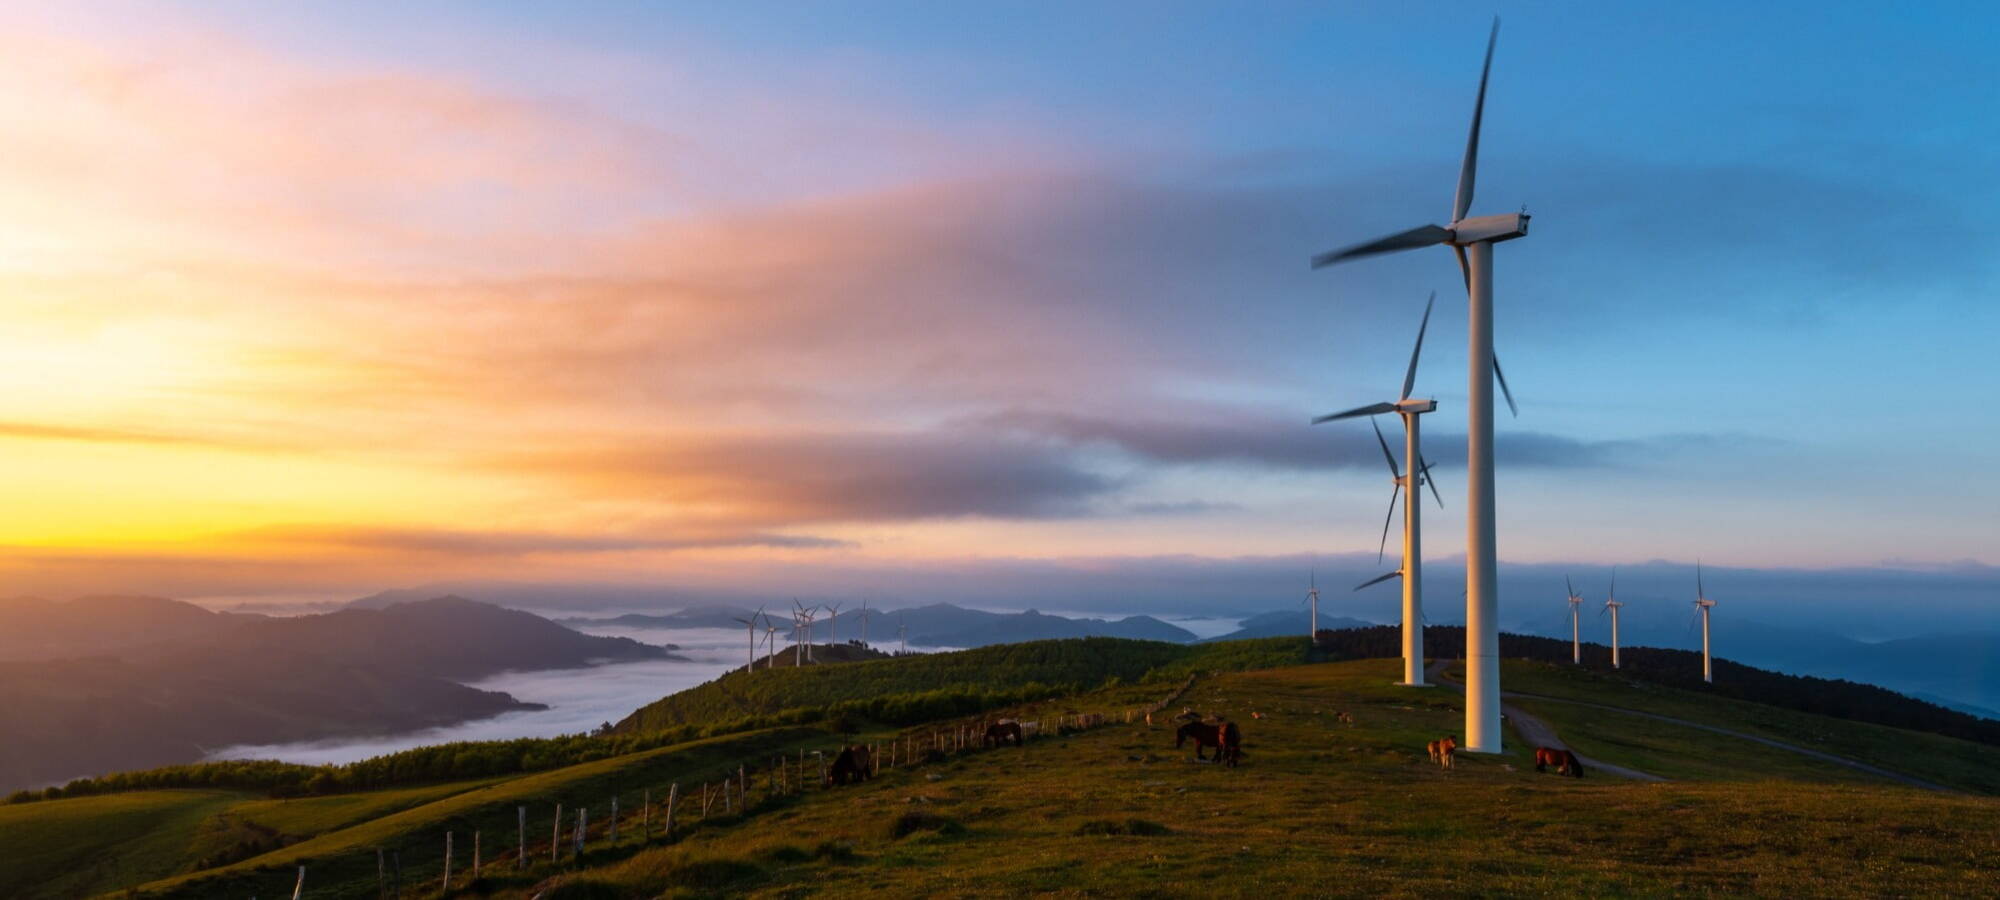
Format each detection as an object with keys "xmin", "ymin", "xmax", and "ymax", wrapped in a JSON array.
[{"xmin": 1448, "ymin": 212, "xmax": 1530, "ymax": 245}]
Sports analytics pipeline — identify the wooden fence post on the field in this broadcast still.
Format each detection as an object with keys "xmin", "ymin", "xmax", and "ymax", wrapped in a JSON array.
[
  {"xmin": 291, "ymin": 865, "xmax": 304, "ymax": 900},
  {"xmin": 472, "ymin": 829, "xmax": 481, "ymax": 876},
  {"xmin": 442, "ymin": 831, "xmax": 453, "ymax": 892},
  {"xmin": 665, "ymin": 783, "xmax": 679, "ymax": 839},
  {"xmin": 551, "ymin": 803, "xmax": 562, "ymax": 863},
  {"xmin": 518, "ymin": 806, "xmax": 526, "ymax": 868},
  {"xmin": 610, "ymin": 796, "xmax": 619, "ymax": 845},
  {"xmin": 739, "ymin": 765, "xmax": 748, "ymax": 810},
  {"xmin": 392, "ymin": 850, "xmax": 401, "ymax": 897},
  {"xmin": 375, "ymin": 848, "xmax": 385, "ymax": 895},
  {"xmin": 723, "ymin": 775, "xmax": 733, "ymax": 814},
  {"xmin": 577, "ymin": 807, "xmax": 588, "ymax": 857},
  {"xmin": 643, "ymin": 789, "xmax": 651, "ymax": 841}
]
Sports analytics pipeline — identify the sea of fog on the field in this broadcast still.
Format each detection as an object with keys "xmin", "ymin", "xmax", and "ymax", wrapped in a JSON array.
[{"xmin": 206, "ymin": 615, "xmax": 1242, "ymax": 766}]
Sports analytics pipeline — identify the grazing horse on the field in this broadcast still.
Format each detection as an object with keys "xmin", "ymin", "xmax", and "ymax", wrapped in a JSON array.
[
  {"xmin": 1426, "ymin": 736, "xmax": 1457, "ymax": 769},
  {"xmin": 1534, "ymin": 746, "xmax": 1585, "ymax": 778},
  {"xmin": 984, "ymin": 720, "xmax": 1024, "ymax": 747},
  {"xmin": 1176, "ymin": 721, "xmax": 1243, "ymax": 767},
  {"xmin": 827, "ymin": 744, "xmax": 872, "ymax": 786}
]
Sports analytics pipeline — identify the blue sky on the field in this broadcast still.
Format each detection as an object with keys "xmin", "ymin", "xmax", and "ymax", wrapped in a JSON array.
[{"xmin": 3, "ymin": 2, "xmax": 1996, "ymax": 631}]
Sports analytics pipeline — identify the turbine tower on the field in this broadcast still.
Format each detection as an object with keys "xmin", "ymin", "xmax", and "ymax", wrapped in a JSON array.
[
  {"xmin": 793, "ymin": 600, "xmax": 819, "ymax": 664},
  {"xmin": 826, "ymin": 601, "xmax": 844, "ymax": 646},
  {"xmin": 1316, "ymin": 292, "xmax": 1442, "ymax": 687},
  {"xmin": 1601, "ymin": 570, "xmax": 1624, "ymax": 669},
  {"xmin": 860, "ymin": 598, "xmax": 870, "ymax": 648},
  {"xmin": 761, "ymin": 615, "xmax": 780, "ymax": 669},
  {"xmin": 1310, "ymin": 18, "xmax": 1526, "ymax": 753},
  {"xmin": 1565, "ymin": 577, "xmax": 1583, "ymax": 665},
  {"xmin": 1695, "ymin": 562, "xmax": 1717, "ymax": 683}
]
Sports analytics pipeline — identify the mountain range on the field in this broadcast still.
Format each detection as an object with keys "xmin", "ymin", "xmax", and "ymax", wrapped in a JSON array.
[
  {"xmin": 560, "ymin": 602, "xmax": 1196, "ymax": 647},
  {"xmin": 0, "ymin": 596, "xmax": 672, "ymax": 792}
]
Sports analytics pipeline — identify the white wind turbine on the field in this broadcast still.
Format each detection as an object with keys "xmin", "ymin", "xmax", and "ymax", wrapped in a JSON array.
[
  {"xmin": 1311, "ymin": 18, "xmax": 1527, "ymax": 753},
  {"xmin": 859, "ymin": 598, "xmax": 870, "ymax": 648},
  {"xmin": 1565, "ymin": 577, "xmax": 1583, "ymax": 665},
  {"xmin": 898, "ymin": 612, "xmax": 907, "ymax": 654},
  {"xmin": 1317, "ymin": 292, "xmax": 1442, "ymax": 687},
  {"xmin": 1601, "ymin": 569, "xmax": 1624, "ymax": 669},
  {"xmin": 825, "ymin": 601, "xmax": 843, "ymax": 646},
  {"xmin": 1694, "ymin": 562, "xmax": 1717, "ymax": 683},
  {"xmin": 761, "ymin": 615, "xmax": 780, "ymax": 670},
  {"xmin": 1303, "ymin": 569, "xmax": 1321, "ymax": 639},
  {"xmin": 730, "ymin": 605, "xmax": 766, "ymax": 672}
]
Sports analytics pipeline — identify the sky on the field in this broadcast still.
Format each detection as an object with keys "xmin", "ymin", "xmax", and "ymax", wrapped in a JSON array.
[{"xmin": 0, "ymin": 2, "xmax": 1996, "ymax": 633}]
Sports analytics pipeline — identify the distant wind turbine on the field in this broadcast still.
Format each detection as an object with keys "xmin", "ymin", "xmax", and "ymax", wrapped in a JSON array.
[
  {"xmin": 730, "ymin": 605, "xmax": 765, "ymax": 672},
  {"xmin": 898, "ymin": 612, "xmax": 907, "ymax": 654},
  {"xmin": 1694, "ymin": 562, "xmax": 1717, "ymax": 683},
  {"xmin": 1601, "ymin": 569, "xmax": 1624, "ymax": 669},
  {"xmin": 1310, "ymin": 17, "xmax": 1528, "ymax": 753},
  {"xmin": 1317, "ymin": 292, "xmax": 1442, "ymax": 688},
  {"xmin": 1303, "ymin": 569, "xmax": 1321, "ymax": 639},
  {"xmin": 825, "ymin": 601, "xmax": 843, "ymax": 646},
  {"xmin": 1565, "ymin": 577, "xmax": 1583, "ymax": 665},
  {"xmin": 761, "ymin": 615, "xmax": 780, "ymax": 669},
  {"xmin": 860, "ymin": 598, "xmax": 870, "ymax": 648}
]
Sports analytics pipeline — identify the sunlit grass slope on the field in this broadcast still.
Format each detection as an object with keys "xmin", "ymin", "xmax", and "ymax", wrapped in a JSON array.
[
  {"xmin": 500, "ymin": 659, "xmax": 1998, "ymax": 898},
  {"xmin": 0, "ymin": 789, "xmax": 241, "ymax": 899}
]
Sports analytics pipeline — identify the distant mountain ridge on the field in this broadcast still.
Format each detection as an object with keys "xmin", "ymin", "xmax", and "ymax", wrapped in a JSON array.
[
  {"xmin": 0, "ymin": 596, "xmax": 674, "ymax": 792},
  {"xmin": 1203, "ymin": 609, "xmax": 1378, "ymax": 643},
  {"xmin": 558, "ymin": 602, "xmax": 1198, "ymax": 648}
]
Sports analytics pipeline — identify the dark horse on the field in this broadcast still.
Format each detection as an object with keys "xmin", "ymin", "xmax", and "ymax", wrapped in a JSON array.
[
  {"xmin": 1533, "ymin": 746, "xmax": 1584, "ymax": 778},
  {"xmin": 984, "ymin": 720, "xmax": 1024, "ymax": 747},
  {"xmin": 1176, "ymin": 721, "xmax": 1242, "ymax": 767},
  {"xmin": 827, "ymin": 744, "xmax": 873, "ymax": 786}
]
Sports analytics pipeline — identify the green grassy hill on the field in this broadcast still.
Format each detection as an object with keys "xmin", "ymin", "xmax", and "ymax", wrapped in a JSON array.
[{"xmin": 3, "ymin": 639, "xmax": 1998, "ymax": 897}]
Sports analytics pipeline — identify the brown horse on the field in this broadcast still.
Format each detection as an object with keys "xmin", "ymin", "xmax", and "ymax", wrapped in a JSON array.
[
  {"xmin": 827, "ymin": 744, "xmax": 872, "ymax": 786},
  {"xmin": 1426, "ymin": 735, "xmax": 1457, "ymax": 769},
  {"xmin": 984, "ymin": 720, "xmax": 1024, "ymax": 747},
  {"xmin": 1534, "ymin": 746, "xmax": 1584, "ymax": 778},
  {"xmin": 1176, "ymin": 721, "xmax": 1243, "ymax": 767}
]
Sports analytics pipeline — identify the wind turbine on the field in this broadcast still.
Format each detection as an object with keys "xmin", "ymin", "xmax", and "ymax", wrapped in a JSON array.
[
  {"xmin": 730, "ymin": 605, "xmax": 765, "ymax": 673},
  {"xmin": 1601, "ymin": 569, "xmax": 1624, "ymax": 669},
  {"xmin": 1694, "ymin": 562, "xmax": 1717, "ymax": 683},
  {"xmin": 1303, "ymin": 569, "xmax": 1321, "ymax": 639},
  {"xmin": 1565, "ymin": 577, "xmax": 1583, "ymax": 665},
  {"xmin": 793, "ymin": 600, "xmax": 819, "ymax": 664},
  {"xmin": 1317, "ymin": 292, "xmax": 1442, "ymax": 688},
  {"xmin": 761, "ymin": 615, "xmax": 780, "ymax": 670},
  {"xmin": 1311, "ymin": 18, "xmax": 1526, "ymax": 753},
  {"xmin": 898, "ymin": 612, "xmax": 907, "ymax": 654},
  {"xmin": 859, "ymin": 598, "xmax": 870, "ymax": 648},
  {"xmin": 825, "ymin": 601, "xmax": 843, "ymax": 646}
]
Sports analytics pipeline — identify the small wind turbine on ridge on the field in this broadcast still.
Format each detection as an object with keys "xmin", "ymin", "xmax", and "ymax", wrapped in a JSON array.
[
  {"xmin": 730, "ymin": 605, "xmax": 765, "ymax": 673},
  {"xmin": 1565, "ymin": 577, "xmax": 1583, "ymax": 665},
  {"xmin": 1303, "ymin": 568, "xmax": 1321, "ymax": 640},
  {"xmin": 1600, "ymin": 569, "xmax": 1624, "ymax": 669},
  {"xmin": 1694, "ymin": 561, "xmax": 1717, "ymax": 683}
]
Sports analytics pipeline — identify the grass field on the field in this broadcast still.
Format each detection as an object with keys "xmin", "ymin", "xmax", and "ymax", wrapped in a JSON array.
[
  {"xmin": 0, "ymin": 789, "xmax": 243, "ymax": 899},
  {"xmin": 7, "ymin": 650, "xmax": 1999, "ymax": 897},
  {"xmin": 503, "ymin": 659, "xmax": 2000, "ymax": 898},
  {"xmin": 1492, "ymin": 659, "xmax": 2000, "ymax": 792}
]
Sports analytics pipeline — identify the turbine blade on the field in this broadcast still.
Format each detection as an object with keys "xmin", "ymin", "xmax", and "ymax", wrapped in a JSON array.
[
  {"xmin": 1354, "ymin": 570, "xmax": 1402, "ymax": 591},
  {"xmin": 1378, "ymin": 482, "xmax": 1401, "ymax": 563},
  {"xmin": 1311, "ymin": 401, "xmax": 1397, "ymax": 424},
  {"xmin": 1419, "ymin": 456, "xmax": 1444, "ymax": 508},
  {"xmin": 1454, "ymin": 18, "xmax": 1499, "ymax": 224},
  {"xmin": 1493, "ymin": 355, "xmax": 1519, "ymax": 417},
  {"xmin": 1697, "ymin": 560, "xmax": 1706, "ymax": 600},
  {"xmin": 1565, "ymin": 575, "xmax": 1576, "ymax": 599},
  {"xmin": 1311, "ymin": 224, "xmax": 1451, "ymax": 268},
  {"xmin": 1371, "ymin": 417, "xmax": 1401, "ymax": 477},
  {"xmin": 1401, "ymin": 291, "xmax": 1436, "ymax": 400},
  {"xmin": 1454, "ymin": 245, "xmax": 1471, "ymax": 294}
]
